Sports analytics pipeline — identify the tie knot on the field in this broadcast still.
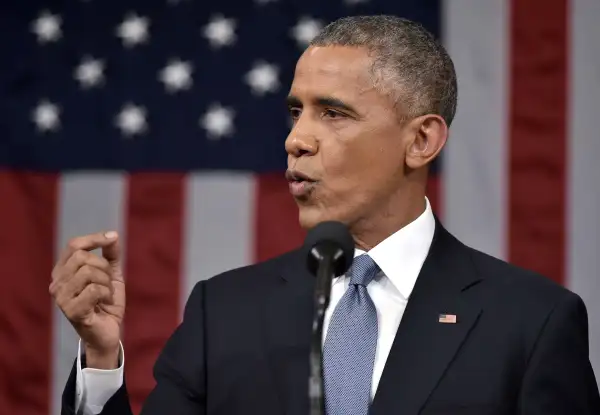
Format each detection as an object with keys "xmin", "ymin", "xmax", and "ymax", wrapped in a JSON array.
[{"xmin": 348, "ymin": 254, "xmax": 380, "ymax": 287}]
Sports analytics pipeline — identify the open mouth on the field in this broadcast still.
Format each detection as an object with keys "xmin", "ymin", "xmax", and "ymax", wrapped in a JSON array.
[
  {"xmin": 286, "ymin": 170, "xmax": 316, "ymax": 196},
  {"xmin": 285, "ymin": 170, "xmax": 315, "ymax": 183}
]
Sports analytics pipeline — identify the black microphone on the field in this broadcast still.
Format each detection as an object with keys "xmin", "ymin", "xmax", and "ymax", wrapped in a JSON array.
[{"xmin": 303, "ymin": 221, "xmax": 354, "ymax": 415}]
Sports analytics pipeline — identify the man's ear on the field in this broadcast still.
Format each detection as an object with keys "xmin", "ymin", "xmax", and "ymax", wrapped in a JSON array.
[{"xmin": 404, "ymin": 114, "xmax": 448, "ymax": 169}]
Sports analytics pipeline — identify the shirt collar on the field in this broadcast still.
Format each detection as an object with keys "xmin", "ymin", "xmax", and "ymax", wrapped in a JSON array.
[{"xmin": 335, "ymin": 197, "xmax": 436, "ymax": 300}]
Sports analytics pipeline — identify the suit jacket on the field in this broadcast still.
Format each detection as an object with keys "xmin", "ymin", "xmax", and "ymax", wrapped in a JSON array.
[{"xmin": 62, "ymin": 219, "xmax": 600, "ymax": 415}]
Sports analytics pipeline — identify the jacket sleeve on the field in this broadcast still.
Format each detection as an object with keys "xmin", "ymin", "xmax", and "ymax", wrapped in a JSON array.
[
  {"xmin": 61, "ymin": 357, "xmax": 132, "ymax": 415},
  {"xmin": 518, "ymin": 291, "xmax": 600, "ymax": 414},
  {"xmin": 140, "ymin": 280, "xmax": 207, "ymax": 414}
]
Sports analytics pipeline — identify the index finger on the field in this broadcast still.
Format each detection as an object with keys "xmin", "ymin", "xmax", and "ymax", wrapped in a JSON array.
[{"xmin": 57, "ymin": 231, "xmax": 119, "ymax": 266}]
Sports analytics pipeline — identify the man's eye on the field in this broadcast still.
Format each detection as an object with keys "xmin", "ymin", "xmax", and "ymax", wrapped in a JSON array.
[
  {"xmin": 289, "ymin": 108, "xmax": 301, "ymax": 119},
  {"xmin": 323, "ymin": 109, "xmax": 343, "ymax": 119}
]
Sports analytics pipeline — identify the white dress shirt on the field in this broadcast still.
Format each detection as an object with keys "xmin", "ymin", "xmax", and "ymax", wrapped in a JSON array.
[{"xmin": 75, "ymin": 198, "xmax": 435, "ymax": 415}]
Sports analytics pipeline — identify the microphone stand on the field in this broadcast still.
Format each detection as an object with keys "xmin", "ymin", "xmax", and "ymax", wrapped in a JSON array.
[{"xmin": 309, "ymin": 250, "xmax": 335, "ymax": 415}]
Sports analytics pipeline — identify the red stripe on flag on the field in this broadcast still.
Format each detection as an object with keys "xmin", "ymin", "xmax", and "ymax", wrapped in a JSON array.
[
  {"xmin": 426, "ymin": 174, "xmax": 441, "ymax": 218},
  {"xmin": 123, "ymin": 173, "xmax": 185, "ymax": 414},
  {"xmin": 509, "ymin": 0, "xmax": 568, "ymax": 284},
  {"xmin": 0, "ymin": 171, "xmax": 58, "ymax": 415},
  {"xmin": 254, "ymin": 173, "xmax": 305, "ymax": 262}
]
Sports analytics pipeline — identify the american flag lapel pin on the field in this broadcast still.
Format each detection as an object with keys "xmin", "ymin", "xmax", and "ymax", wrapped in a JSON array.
[{"xmin": 439, "ymin": 313, "xmax": 457, "ymax": 324}]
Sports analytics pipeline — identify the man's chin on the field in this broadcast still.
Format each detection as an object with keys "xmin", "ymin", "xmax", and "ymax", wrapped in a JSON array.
[
  {"xmin": 297, "ymin": 206, "xmax": 322, "ymax": 230},
  {"xmin": 297, "ymin": 206, "xmax": 344, "ymax": 230}
]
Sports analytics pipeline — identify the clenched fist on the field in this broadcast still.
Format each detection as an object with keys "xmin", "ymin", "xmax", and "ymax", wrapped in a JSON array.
[{"xmin": 50, "ymin": 231, "xmax": 125, "ymax": 369}]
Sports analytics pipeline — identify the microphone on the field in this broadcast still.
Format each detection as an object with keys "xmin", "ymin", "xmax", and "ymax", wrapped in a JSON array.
[{"xmin": 303, "ymin": 221, "xmax": 354, "ymax": 415}]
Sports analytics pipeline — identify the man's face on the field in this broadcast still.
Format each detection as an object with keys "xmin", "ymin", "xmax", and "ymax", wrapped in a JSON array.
[{"xmin": 285, "ymin": 45, "xmax": 411, "ymax": 229}]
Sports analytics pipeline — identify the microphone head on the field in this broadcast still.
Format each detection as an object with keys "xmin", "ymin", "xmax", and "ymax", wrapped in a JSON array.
[{"xmin": 303, "ymin": 221, "xmax": 355, "ymax": 277}]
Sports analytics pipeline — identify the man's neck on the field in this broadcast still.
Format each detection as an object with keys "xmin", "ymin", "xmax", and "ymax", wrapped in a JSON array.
[{"xmin": 351, "ymin": 195, "xmax": 427, "ymax": 251}]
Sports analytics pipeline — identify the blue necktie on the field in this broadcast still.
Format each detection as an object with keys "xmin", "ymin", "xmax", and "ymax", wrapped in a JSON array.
[{"xmin": 323, "ymin": 254, "xmax": 380, "ymax": 415}]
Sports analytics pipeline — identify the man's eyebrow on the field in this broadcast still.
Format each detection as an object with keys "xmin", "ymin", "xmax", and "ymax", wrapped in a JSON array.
[
  {"xmin": 315, "ymin": 96, "xmax": 357, "ymax": 113},
  {"xmin": 286, "ymin": 95, "xmax": 301, "ymax": 108},
  {"xmin": 285, "ymin": 95, "xmax": 357, "ymax": 113}
]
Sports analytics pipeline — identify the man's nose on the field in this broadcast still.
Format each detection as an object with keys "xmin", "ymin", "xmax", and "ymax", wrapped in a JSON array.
[{"xmin": 285, "ymin": 130, "xmax": 318, "ymax": 158}]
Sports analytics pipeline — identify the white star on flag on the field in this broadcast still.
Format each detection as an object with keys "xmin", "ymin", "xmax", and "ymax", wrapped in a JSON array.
[
  {"xmin": 32, "ymin": 99, "xmax": 60, "ymax": 132},
  {"xmin": 245, "ymin": 61, "xmax": 280, "ymax": 96},
  {"xmin": 74, "ymin": 56, "xmax": 105, "ymax": 89},
  {"xmin": 115, "ymin": 103, "xmax": 147, "ymax": 136},
  {"xmin": 159, "ymin": 59, "xmax": 193, "ymax": 93},
  {"xmin": 203, "ymin": 15, "xmax": 237, "ymax": 49},
  {"xmin": 291, "ymin": 17, "xmax": 323, "ymax": 48},
  {"xmin": 200, "ymin": 103, "xmax": 235, "ymax": 139},
  {"xmin": 116, "ymin": 13, "xmax": 150, "ymax": 47},
  {"xmin": 31, "ymin": 11, "xmax": 62, "ymax": 43}
]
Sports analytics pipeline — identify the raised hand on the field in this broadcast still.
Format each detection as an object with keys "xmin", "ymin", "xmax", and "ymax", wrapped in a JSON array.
[{"xmin": 50, "ymin": 231, "xmax": 125, "ymax": 369}]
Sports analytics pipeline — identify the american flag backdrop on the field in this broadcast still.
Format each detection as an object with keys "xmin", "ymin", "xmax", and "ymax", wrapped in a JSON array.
[{"xmin": 0, "ymin": 0, "xmax": 599, "ymax": 413}]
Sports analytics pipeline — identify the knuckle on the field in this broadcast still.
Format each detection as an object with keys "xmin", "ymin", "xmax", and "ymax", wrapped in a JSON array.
[
  {"xmin": 52, "ymin": 263, "xmax": 69, "ymax": 282},
  {"xmin": 98, "ymin": 274, "xmax": 110, "ymax": 287},
  {"xmin": 67, "ymin": 237, "xmax": 82, "ymax": 251},
  {"xmin": 91, "ymin": 285, "xmax": 108, "ymax": 301},
  {"xmin": 61, "ymin": 302, "xmax": 77, "ymax": 320},
  {"xmin": 55, "ymin": 296, "xmax": 67, "ymax": 312},
  {"xmin": 48, "ymin": 281, "xmax": 57, "ymax": 296},
  {"xmin": 78, "ymin": 263, "xmax": 90, "ymax": 275},
  {"xmin": 99, "ymin": 284, "xmax": 110, "ymax": 296},
  {"xmin": 73, "ymin": 249, "xmax": 89, "ymax": 264},
  {"xmin": 50, "ymin": 279, "xmax": 67, "ymax": 299},
  {"xmin": 98, "ymin": 257, "xmax": 111, "ymax": 272},
  {"xmin": 90, "ymin": 267, "xmax": 110, "ymax": 284},
  {"xmin": 71, "ymin": 268, "xmax": 91, "ymax": 293},
  {"xmin": 89, "ymin": 283, "xmax": 101, "ymax": 296},
  {"xmin": 78, "ymin": 264, "xmax": 95, "ymax": 280}
]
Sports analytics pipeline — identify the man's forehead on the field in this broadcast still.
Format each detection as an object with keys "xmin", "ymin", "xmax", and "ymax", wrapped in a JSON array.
[
  {"xmin": 295, "ymin": 46, "xmax": 371, "ymax": 77},
  {"xmin": 291, "ymin": 46, "xmax": 374, "ymax": 95}
]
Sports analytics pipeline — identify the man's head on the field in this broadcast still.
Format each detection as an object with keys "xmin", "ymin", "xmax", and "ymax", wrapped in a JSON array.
[{"xmin": 285, "ymin": 15, "xmax": 457, "ymax": 241}]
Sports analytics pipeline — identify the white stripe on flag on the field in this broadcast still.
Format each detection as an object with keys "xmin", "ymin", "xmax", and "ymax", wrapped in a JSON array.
[
  {"xmin": 568, "ymin": 0, "xmax": 600, "ymax": 384},
  {"xmin": 52, "ymin": 173, "xmax": 126, "ymax": 415},
  {"xmin": 441, "ymin": 0, "xmax": 509, "ymax": 260},
  {"xmin": 181, "ymin": 173, "xmax": 254, "ymax": 318}
]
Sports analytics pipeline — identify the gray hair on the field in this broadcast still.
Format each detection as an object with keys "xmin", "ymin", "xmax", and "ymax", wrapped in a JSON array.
[{"xmin": 310, "ymin": 15, "xmax": 457, "ymax": 126}]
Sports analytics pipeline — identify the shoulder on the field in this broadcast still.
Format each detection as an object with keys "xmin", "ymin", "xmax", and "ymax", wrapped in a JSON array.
[
  {"xmin": 189, "ymin": 248, "xmax": 302, "ymax": 296},
  {"xmin": 181, "ymin": 249, "xmax": 303, "ymax": 327},
  {"xmin": 434, "ymin": 220, "xmax": 578, "ymax": 309},
  {"xmin": 461, "ymin": 241, "xmax": 584, "ymax": 315},
  {"xmin": 446, "ymin": 235, "xmax": 592, "ymax": 358}
]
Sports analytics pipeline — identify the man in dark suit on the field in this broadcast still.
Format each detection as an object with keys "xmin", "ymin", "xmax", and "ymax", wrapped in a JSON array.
[{"xmin": 50, "ymin": 15, "xmax": 600, "ymax": 415}]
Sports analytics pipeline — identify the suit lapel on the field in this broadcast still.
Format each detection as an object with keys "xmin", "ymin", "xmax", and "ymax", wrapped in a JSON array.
[
  {"xmin": 370, "ymin": 221, "xmax": 484, "ymax": 415},
  {"xmin": 261, "ymin": 250, "xmax": 315, "ymax": 415}
]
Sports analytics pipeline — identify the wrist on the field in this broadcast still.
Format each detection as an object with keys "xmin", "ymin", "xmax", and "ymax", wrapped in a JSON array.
[{"xmin": 84, "ymin": 343, "xmax": 120, "ymax": 370}]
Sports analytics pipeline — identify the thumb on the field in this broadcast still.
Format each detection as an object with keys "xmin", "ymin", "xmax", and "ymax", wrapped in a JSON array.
[{"xmin": 101, "ymin": 231, "xmax": 121, "ymax": 266}]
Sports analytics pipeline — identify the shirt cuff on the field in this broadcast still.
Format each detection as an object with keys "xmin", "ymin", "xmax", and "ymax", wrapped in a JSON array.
[{"xmin": 75, "ymin": 340, "xmax": 125, "ymax": 415}]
